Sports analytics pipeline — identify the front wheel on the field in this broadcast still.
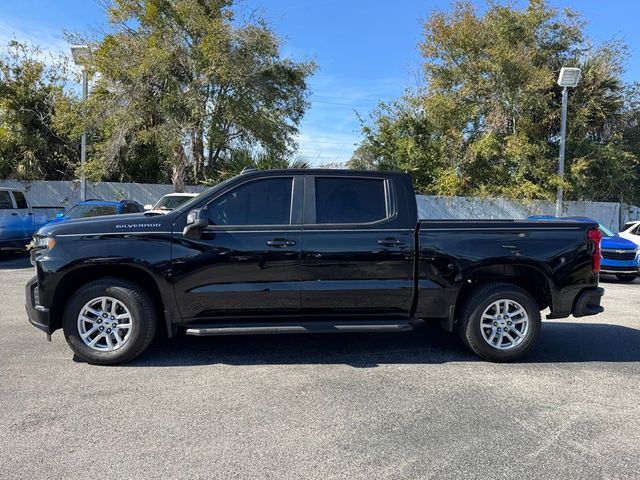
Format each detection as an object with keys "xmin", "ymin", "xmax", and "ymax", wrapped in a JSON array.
[
  {"xmin": 616, "ymin": 274, "xmax": 638, "ymax": 283},
  {"xmin": 63, "ymin": 278, "xmax": 157, "ymax": 365},
  {"xmin": 456, "ymin": 282, "xmax": 541, "ymax": 362}
]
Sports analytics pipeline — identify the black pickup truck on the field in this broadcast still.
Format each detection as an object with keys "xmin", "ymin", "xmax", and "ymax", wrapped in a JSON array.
[{"xmin": 26, "ymin": 169, "xmax": 604, "ymax": 365}]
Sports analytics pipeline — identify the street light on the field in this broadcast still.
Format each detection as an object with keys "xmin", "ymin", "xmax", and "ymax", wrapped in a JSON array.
[
  {"xmin": 555, "ymin": 67, "xmax": 581, "ymax": 216},
  {"xmin": 70, "ymin": 45, "xmax": 90, "ymax": 201}
]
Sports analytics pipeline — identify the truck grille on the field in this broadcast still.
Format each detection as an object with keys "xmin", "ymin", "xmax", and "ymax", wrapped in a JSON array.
[{"xmin": 601, "ymin": 249, "xmax": 637, "ymax": 261}]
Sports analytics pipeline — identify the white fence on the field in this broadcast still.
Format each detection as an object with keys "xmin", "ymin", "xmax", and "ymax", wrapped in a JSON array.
[
  {"xmin": 0, "ymin": 180, "xmax": 206, "ymax": 208},
  {"xmin": 2, "ymin": 180, "xmax": 639, "ymax": 231},
  {"xmin": 417, "ymin": 195, "xmax": 640, "ymax": 231}
]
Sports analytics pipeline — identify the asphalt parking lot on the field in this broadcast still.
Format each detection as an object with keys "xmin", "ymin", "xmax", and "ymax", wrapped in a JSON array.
[{"xmin": 1, "ymin": 252, "xmax": 639, "ymax": 480}]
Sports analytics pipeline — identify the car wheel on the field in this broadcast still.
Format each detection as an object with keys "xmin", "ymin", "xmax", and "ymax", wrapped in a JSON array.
[
  {"xmin": 615, "ymin": 274, "xmax": 638, "ymax": 283},
  {"xmin": 63, "ymin": 278, "xmax": 157, "ymax": 365},
  {"xmin": 456, "ymin": 282, "xmax": 541, "ymax": 362}
]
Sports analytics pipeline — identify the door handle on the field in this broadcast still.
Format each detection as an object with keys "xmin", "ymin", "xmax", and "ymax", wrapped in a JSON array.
[
  {"xmin": 377, "ymin": 237, "xmax": 405, "ymax": 246},
  {"xmin": 267, "ymin": 238, "xmax": 296, "ymax": 248},
  {"xmin": 10, "ymin": 212, "xmax": 18, "ymax": 216}
]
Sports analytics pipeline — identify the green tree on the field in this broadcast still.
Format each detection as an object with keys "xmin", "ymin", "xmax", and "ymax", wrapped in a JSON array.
[
  {"xmin": 69, "ymin": 0, "xmax": 315, "ymax": 190},
  {"xmin": 352, "ymin": 0, "xmax": 639, "ymax": 203},
  {"xmin": 0, "ymin": 40, "xmax": 77, "ymax": 180}
]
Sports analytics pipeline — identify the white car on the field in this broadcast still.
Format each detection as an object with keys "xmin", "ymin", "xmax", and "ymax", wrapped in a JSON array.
[
  {"xmin": 144, "ymin": 193, "xmax": 199, "ymax": 213},
  {"xmin": 619, "ymin": 220, "xmax": 640, "ymax": 246}
]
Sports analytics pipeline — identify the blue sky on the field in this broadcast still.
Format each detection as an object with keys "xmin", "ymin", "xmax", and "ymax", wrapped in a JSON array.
[{"xmin": 1, "ymin": 0, "xmax": 639, "ymax": 166}]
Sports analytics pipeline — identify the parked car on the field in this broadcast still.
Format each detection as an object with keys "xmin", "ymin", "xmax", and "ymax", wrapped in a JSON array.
[
  {"xmin": 0, "ymin": 188, "xmax": 64, "ymax": 251},
  {"xmin": 143, "ymin": 193, "xmax": 199, "ymax": 212},
  {"xmin": 529, "ymin": 216, "xmax": 639, "ymax": 282},
  {"xmin": 27, "ymin": 169, "xmax": 605, "ymax": 365},
  {"xmin": 619, "ymin": 220, "xmax": 640, "ymax": 246},
  {"xmin": 46, "ymin": 199, "xmax": 144, "ymax": 225}
]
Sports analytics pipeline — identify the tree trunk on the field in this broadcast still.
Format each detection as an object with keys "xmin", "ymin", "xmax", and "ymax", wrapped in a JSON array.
[
  {"xmin": 192, "ymin": 126, "xmax": 204, "ymax": 180},
  {"xmin": 172, "ymin": 143, "xmax": 187, "ymax": 193}
]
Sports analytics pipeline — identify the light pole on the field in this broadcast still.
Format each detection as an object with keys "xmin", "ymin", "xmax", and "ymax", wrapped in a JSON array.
[
  {"xmin": 71, "ymin": 45, "xmax": 90, "ymax": 201},
  {"xmin": 555, "ymin": 67, "xmax": 581, "ymax": 216}
]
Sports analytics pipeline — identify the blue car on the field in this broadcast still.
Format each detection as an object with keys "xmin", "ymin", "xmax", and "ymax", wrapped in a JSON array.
[
  {"xmin": 529, "ymin": 216, "xmax": 640, "ymax": 282},
  {"xmin": 47, "ymin": 199, "xmax": 144, "ymax": 225}
]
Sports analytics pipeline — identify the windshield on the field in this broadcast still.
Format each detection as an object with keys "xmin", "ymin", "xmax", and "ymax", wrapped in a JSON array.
[
  {"xmin": 153, "ymin": 195, "xmax": 194, "ymax": 210},
  {"xmin": 599, "ymin": 224, "xmax": 615, "ymax": 237},
  {"xmin": 64, "ymin": 204, "xmax": 118, "ymax": 219}
]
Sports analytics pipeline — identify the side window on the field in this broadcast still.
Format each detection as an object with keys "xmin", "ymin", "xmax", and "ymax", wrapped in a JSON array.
[
  {"xmin": 0, "ymin": 191, "xmax": 13, "ymax": 209},
  {"xmin": 315, "ymin": 177, "xmax": 388, "ymax": 224},
  {"xmin": 12, "ymin": 191, "xmax": 28, "ymax": 209},
  {"xmin": 208, "ymin": 177, "xmax": 293, "ymax": 226},
  {"xmin": 634, "ymin": 224, "xmax": 640, "ymax": 235}
]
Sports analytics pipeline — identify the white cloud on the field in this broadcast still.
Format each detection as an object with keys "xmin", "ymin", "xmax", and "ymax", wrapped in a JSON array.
[{"xmin": 0, "ymin": 18, "xmax": 69, "ymax": 56}]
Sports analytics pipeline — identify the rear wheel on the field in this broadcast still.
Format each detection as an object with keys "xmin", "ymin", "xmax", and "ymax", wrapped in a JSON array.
[
  {"xmin": 616, "ymin": 274, "xmax": 638, "ymax": 283},
  {"xmin": 63, "ymin": 278, "xmax": 157, "ymax": 365},
  {"xmin": 456, "ymin": 282, "xmax": 541, "ymax": 362}
]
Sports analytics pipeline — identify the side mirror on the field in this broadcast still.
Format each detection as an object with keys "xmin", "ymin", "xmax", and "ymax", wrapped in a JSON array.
[
  {"xmin": 183, "ymin": 207, "xmax": 209, "ymax": 239},
  {"xmin": 143, "ymin": 204, "xmax": 152, "ymax": 211}
]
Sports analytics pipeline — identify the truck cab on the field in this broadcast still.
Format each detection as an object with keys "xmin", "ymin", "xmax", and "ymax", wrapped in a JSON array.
[{"xmin": 0, "ymin": 188, "xmax": 63, "ymax": 251}]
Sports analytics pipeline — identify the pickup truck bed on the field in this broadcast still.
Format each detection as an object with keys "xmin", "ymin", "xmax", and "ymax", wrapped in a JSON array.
[{"xmin": 26, "ymin": 169, "xmax": 604, "ymax": 365}]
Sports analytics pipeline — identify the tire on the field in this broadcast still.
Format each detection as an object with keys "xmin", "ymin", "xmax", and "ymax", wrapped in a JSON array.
[
  {"xmin": 616, "ymin": 274, "xmax": 638, "ymax": 283},
  {"xmin": 63, "ymin": 278, "xmax": 157, "ymax": 365},
  {"xmin": 456, "ymin": 282, "xmax": 541, "ymax": 362}
]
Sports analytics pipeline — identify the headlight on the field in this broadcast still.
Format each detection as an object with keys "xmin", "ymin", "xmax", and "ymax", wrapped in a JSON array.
[{"xmin": 30, "ymin": 235, "xmax": 56, "ymax": 250}]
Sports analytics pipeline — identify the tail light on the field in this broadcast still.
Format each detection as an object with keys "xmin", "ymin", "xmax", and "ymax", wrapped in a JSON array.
[{"xmin": 587, "ymin": 227, "xmax": 602, "ymax": 273}]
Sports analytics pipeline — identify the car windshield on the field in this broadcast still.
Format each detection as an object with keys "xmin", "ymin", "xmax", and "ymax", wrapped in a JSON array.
[
  {"xmin": 599, "ymin": 224, "xmax": 615, "ymax": 237},
  {"xmin": 153, "ymin": 195, "xmax": 193, "ymax": 210},
  {"xmin": 64, "ymin": 204, "xmax": 118, "ymax": 219}
]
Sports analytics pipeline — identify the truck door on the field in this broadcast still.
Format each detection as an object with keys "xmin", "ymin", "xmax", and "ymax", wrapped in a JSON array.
[
  {"xmin": 172, "ymin": 175, "xmax": 304, "ymax": 319},
  {"xmin": 11, "ymin": 191, "xmax": 33, "ymax": 240},
  {"xmin": 300, "ymin": 175, "xmax": 415, "ymax": 315}
]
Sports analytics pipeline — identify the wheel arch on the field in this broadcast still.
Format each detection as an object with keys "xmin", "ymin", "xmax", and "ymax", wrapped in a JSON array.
[
  {"xmin": 454, "ymin": 263, "xmax": 553, "ymax": 323},
  {"xmin": 50, "ymin": 264, "xmax": 172, "ymax": 337}
]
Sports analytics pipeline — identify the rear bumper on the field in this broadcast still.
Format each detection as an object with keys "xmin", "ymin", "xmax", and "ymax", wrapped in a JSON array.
[
  {"xmin": 571, "ymin": 287, "xmax": 605, "ymax": 318},
  {"xmin": 25, "ymin": 276, "xmax": 52, "ymax": 334}
]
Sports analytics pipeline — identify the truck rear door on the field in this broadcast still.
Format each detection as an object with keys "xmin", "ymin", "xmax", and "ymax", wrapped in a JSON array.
[{"xmin": 300, "ymin": 174, "xmax": 415, "ymax": 315}]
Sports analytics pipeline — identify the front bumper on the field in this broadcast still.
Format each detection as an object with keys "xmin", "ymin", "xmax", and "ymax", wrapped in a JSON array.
[
  {"xmin": 572, "ymin": 287, "xmax": 605, "ymax": 318},
  {"xmin": 25, "ymin": 276, "xmax": 52, "ymax": 334},
  {"xmin": 600, "ymin": 266, "xmax": 640, "ymax": 275}
]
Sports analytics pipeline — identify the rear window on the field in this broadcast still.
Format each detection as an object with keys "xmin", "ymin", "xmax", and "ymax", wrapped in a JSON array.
[
  {"xmin": 315, "ymin": 177, "xmax": 387, "ymax": 224},
  {"xmin": 0, "ymin": 191, "xmax": 12, "ymax": 209},
  {"xmin": 12, "ymin": 191, "xmax": 28, "ymax": 209}
]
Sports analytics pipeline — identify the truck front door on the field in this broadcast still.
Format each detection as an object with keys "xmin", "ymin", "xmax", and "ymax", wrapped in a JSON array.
[
  {"xmin": 11, "ymin": 191, "xmax": 33, "ymax": 241},
  {"xmin": 172, "ymin": 175, "xmax": 303, "ymax": 319}
]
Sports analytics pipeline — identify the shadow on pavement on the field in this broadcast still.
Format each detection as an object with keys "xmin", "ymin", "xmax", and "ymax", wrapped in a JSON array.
[
  {"xmin": 123, "ymin": 321, "xmax": 640, "ymax": 368},
  {"xmin": 0, "ymin": 251, "xmax": 31, "ymax": 269}
]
